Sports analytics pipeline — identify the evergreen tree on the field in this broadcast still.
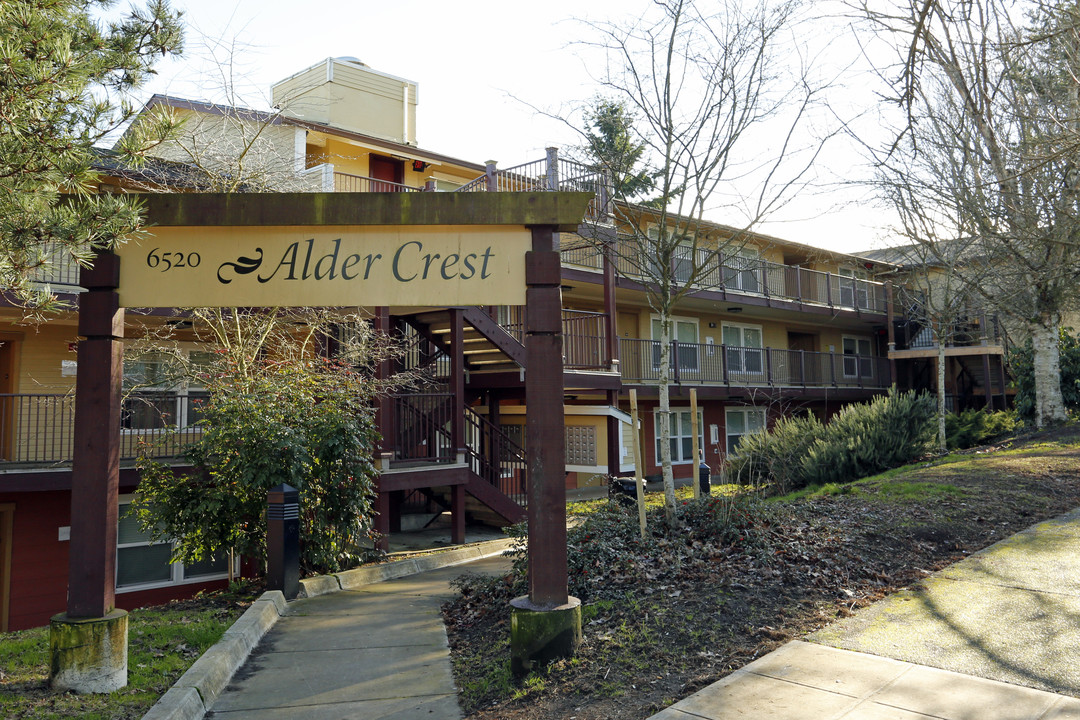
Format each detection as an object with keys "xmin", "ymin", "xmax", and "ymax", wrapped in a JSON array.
[
  {"xmin": 0, "ymin": 0, "xmax": 183, "ymax": 310},
  {"xmin": 581, "ymin": 97, "xmax": 655, "ymax": 202}
]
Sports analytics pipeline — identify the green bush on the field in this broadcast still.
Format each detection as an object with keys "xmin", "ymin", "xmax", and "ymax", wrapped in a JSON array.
[
  {"xmin": 727, "ymin": 389, "xmax": 937, "ymax": 493},
  {"xmin": 944, "ymin": 408, "xmax": 1022, "ymax": 449}
]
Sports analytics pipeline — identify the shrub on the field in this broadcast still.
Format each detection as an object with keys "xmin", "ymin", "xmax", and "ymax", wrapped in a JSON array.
[
  {"xmin": 944, "ymin": 408, "xmax": 1022, "ymax": 449},
  {"xmin": 727, "ymin": 389, "xmax": 936, "ymax": 492}
]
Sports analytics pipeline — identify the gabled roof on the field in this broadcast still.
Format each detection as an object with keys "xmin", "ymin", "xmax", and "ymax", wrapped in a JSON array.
[{"xmin": 139, "ymin": 95, "xmax": 485, "ymax": 173}]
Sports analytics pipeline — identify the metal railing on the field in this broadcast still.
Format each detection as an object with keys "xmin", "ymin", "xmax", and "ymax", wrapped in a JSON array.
[
  {"xmin": 455, "ymin": 149, "xmax": 611, "ymax": 224},
  {"xmin": 483, "ymin": 306, "xmax": 611, "ymax": 371},
  {"xmin": 27, "ymin": 243, "xmax": 84, "ymax": 289},
  {"xmin": 334, "ymin": 172, "xmax": 424, "ymax": 193},
  {"xmin": 390, "ymin": 393, "xmax": 456, "ymax": 463},
  {"xmin": 619, "ymin": 339, "xmax": 891, "ymax": 389},
  {"xmin": 0, "ymin": 392, "xmax": 205, "ymax": 467},
  {"xmin": 464, "ymin": 407, "xmax": 528, "ymax": 508},
  {"xmin": 895, "ymin": 310, "xmax": 1003, "ymax": 351},
  {"xmin": 562, "ymin": 240, "xmax": 888, "ymax": 313}
]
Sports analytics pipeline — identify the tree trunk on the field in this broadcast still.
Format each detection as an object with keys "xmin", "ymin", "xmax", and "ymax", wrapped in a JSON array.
[
  {"xmin": 1029, "ymin": 319, "xmax": 1067, "ymax": 428},
  {"xmin": 937, "ymin": 340, "xmax": 947, "ymax": 453},
  {"xmin": 657, "ymin": 314, "xmax": 677, "ymax": 524}
]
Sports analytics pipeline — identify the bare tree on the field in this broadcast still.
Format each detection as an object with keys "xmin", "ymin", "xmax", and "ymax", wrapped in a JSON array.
[
  {"xmin": 573, "ymin": 0, "xmax": 835, "ymax": 520},
  {"xmin": 857, "ymin": 0, "xmax": 1080, "ymax": 427},
  {"xmin": 881, "ymin": 240, "xmax": 979, "ymax": 450}
]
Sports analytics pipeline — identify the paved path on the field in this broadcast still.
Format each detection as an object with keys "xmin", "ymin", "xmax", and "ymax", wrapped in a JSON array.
[
  {"xmin": 206, "ymin": 555, "xmax": 510, "ymax": 720},
  {"xmin": 649, "ymin": 507, "xmax": 1080, "ymax": 720}
]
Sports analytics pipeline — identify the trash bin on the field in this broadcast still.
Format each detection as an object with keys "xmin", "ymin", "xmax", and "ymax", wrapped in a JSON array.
[
  {"xmin": 698, "ymin": 462, "xmax": 711, "ymax": 496},
  {"xmin": 609, "ymin": 476, "xmax": 639, "ymax": 505}
]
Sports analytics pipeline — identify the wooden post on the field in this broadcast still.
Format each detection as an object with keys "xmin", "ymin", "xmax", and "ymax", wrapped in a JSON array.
[
  {"xmin": 690, "ymin": 389, "xmax": 701, "ymax": 500},
  {"xmin": 67, "ymin": 251, "xmax": 124, "ymax": 619},
  {"xmin": 630, "ymin": 390, "xmax": 646, "ymax": 539},
  {"xmin": 983, "ymin": 353, "xmax": 993, "ymax": 410},
  {"xmin": 524, "ymin": 226, "xmax": 568, "ymax": 608}
]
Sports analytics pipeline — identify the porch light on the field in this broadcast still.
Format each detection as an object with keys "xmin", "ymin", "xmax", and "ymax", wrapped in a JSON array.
[{"xmin": 726, "ymin": 307, "xmax": 742, "ymax": 313}]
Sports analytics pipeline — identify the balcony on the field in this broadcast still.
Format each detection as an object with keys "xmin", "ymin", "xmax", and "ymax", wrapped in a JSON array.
[
  {"xmin": 619, "ymin": 338, "xmax": 890, "ymax": 390},
  {"xmin": 892, "ymin": 309, "xmax": 1004, "ymax": 356},
  {"xmin": 562, "ymin": 242, "xmax": 887, "ymax": 313},
  {"xmin": 0, "ymin": 392, "xmax": 204, "ymax": 468}
]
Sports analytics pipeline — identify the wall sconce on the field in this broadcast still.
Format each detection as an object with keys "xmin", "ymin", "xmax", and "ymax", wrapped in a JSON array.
[{"xmin": 708, "ymin": 322, "xmax": 717, "ymax": 328}]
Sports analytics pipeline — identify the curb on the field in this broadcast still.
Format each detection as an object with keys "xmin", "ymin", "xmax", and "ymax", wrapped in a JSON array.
[{"xmin": 140, "ymin": 537, "xmax": 515, "ymax": 720}]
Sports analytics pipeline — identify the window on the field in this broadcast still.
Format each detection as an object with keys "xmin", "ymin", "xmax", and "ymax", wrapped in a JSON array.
[
  {"xmin": 123, "ymin": 348, "xmax": 210, "ymax": 431},
  {"xmin": 726, "ymin": 407, "xmax": 765, "ymax": 456},
  {"xmin": 838, "ymin": 267, "xmax": 869, "ymax": 309},
  {"xmin": 653, "ymin": 408, "xmax": 704, "ymax": 464},
  {"xmin": 651, "ymin": 317, "xmax": 699, "ymax": 371},
  {"xmin": 116, "ymin": 497, "xmax": 230, "ymax": 592},
  {"xmin": 842, "ymin": 336, "xmax": 874, "ymax": 378},
  {"xmin": 723, "ymin": 248, "xmax": 760, "ymax": 293},
  {"xmin": 722, "ymin": 323, "xmax": 764, "ymax": 375}
]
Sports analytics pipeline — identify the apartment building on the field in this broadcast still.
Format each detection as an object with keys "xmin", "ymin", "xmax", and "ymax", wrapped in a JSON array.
[{"xmin": 0, "ymin": 57, "xmax": 1008, "ymax": 631}]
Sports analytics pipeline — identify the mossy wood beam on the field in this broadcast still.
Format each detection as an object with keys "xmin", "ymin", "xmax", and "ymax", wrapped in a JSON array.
[{"xmin": 141, "ymin": 192, "xmax": 593, "ymax": 232}]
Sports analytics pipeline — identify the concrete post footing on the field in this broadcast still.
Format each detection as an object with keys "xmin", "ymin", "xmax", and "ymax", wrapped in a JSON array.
[
  {"xmin": 509, "ymin": 595, "xmax": 582, "ymax": 677},
  {"xmin": 49, "ymin": 609, "xmax": 128, "ymax": 693}
]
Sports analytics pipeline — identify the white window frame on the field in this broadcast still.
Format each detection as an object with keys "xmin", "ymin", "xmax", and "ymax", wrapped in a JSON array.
[
  {"xmin": 650, "ymin": 315, "xmax": 700, "ymax": 372},
  {"xmin": 116, "ymin": 495, "xmax": 234, "ymax": 594},
  {"xmin": 842, "ymin": 335, "xmax": 875, "ymax": 378},
  {"xmin": 838, "ymin": 267, "xmax": 870, "ymax": 309},
  {"xmin": 122, "ymin": 345, "xmax": 211, "ymax": 433},
  {"xmin": 653, "ymin": 407, "xmax": 705, "ymax": 466},
  {"xmin": 721, "ymin": 322, "xmax": 765, "ymax": 376},
  {"xmin": 723, "ymin": 247, "xmax": 761, "ymax": 293},
  {"xmin": 725, "ymin": 407, "xmax": 766, "ymax": 456}
]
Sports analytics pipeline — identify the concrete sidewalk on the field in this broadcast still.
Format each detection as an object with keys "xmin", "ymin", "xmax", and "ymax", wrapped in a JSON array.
[
  {"xmin": 650, "ymin": 507, "xmax": 1080, "ymax": 720},
  {"xmin": 204, "ymin": 555, "xmax": 511, "ymax": 720}
]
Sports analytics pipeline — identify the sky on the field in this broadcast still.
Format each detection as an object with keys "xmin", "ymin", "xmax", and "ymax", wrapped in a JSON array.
[{"xmin": 129, "ymin": 0, "xmax": 898, "ymax": 255}]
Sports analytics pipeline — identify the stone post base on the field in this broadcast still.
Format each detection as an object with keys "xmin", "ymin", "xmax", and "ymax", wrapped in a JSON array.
[
  {"xmin": 50, "ymin": 609, "xmax": 128, "ymax": 693},
  {"xmin": 509, "ymin": 596, "xmax": 581, "ymax": 677}
]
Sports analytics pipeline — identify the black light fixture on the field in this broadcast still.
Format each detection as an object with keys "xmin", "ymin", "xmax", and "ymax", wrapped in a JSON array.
[{"xmin": 726, "ymin": 307, "xmax": 742, "ymax": 313}]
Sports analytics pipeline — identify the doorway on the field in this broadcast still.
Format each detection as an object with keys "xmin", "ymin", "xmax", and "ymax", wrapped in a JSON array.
[
  {"xmin": 0, "ymin": 334, "xmax": 21, "ymax": 461},
  {"xmin": 369, "ymin": 154, "xmax": 404, "ymax": 191}
]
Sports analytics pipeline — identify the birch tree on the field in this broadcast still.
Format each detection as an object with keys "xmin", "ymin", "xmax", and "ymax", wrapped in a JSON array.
[
  {"xmin": 858, "ymin": 0, "xmax": 1080, "ymax": 428},
  {"xmin": 577, "ymin": 0, "xmax": 834, "ymax": 521}
]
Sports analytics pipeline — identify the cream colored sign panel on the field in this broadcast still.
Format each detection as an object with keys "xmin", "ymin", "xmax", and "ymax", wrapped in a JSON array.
[{"xmin": 116, "ymin": 225, "xmax": 530, "ymax": 308}]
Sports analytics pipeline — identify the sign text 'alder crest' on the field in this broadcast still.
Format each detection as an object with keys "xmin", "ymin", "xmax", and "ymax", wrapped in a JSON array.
[{"xmin": 115, "ymin": 225, "xmax": 530, "ymax": 308}]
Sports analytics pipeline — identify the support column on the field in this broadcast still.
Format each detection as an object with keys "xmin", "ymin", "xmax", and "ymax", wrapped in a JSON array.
[
  {"xmin": 52, "ymin": 251, "xmax": 127, "ymax": 693},
  {"xmin": 373, "ymin": 308, "xmax": 393, "ymax": 552},
  {"xmin": 450, "ymin": 309, "xmax": 466, "ymax": 459},
  {"xmin": 982, "ymin": 353, "xmax": 993, "ymax": 410},
  {"xmin": 511, "ymin": 225, "xmax": 580, "ymax": 676},
  {"xmin": 603, "ymin": 233, "xmax": 619, "ymax": 372},
  {"xmin": 606, "ymin": 389, "xmax": 621, "ymax": 478},
  {"xmin": 886, "ymin": 281, "xmax": 897, "ymax": 387}
]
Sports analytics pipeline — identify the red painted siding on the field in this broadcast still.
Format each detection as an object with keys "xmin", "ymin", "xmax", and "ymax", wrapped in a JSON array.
[{"xmin": 0, "ymin": 490, "xmax": 230, "ymax": 632}]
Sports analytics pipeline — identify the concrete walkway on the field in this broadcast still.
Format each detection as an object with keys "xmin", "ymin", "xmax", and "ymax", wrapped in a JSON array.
[
  {"xmin": 205, "ymin": 555, "xmax": 511, "ymax": 719},
  {"xmin": 650, "ymin": 507, "xmax": 1080, "ymax": 720}
]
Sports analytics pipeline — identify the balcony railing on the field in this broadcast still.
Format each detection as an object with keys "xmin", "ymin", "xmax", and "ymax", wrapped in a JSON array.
[
  {"xmin": 0, "ymin": 392, "xmax": 205, "ymax": 467},
  {"xmin": 333, "ymin": 172, "xmax": 424, "ymax": 193},
  {"xmin": 486, "ymin": 306, "xmax": 611, "ymax": 371},
  {"xmin": 561, "ymin": 241, "xmax": 887, "ymax": 313},
  {"xmin": 894, "ymin": 310, "xmax": 1003, "ymax": 351},
  {"xmin": 619, "ymin": 339, "xmax": 891, "ymax": 389},
  {"xmin": 456, "ymin": 149, "xmax": 611, "ymax": 225}
]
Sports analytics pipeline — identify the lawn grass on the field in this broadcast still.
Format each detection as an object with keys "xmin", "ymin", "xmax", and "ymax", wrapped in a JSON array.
[{"xmin": 0, "ymin": 583, "xmax": 258, "ymax": 720}]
